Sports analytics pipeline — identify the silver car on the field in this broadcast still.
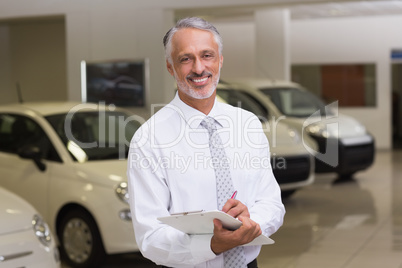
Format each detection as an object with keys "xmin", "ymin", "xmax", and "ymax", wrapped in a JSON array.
[{"xmin": 224, "ymin": 79, "xmax": 375, "ymax": 178}]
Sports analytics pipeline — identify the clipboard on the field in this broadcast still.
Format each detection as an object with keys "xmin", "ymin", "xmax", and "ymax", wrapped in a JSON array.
[{"xmin": 157, "ymin": 210, "xmax": 274, "ymax": 246}]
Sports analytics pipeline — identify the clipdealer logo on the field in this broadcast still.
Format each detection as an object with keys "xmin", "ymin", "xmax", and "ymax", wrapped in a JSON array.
[
  {"xmin": 302, "ymin": 101, "xmax": 339, "ymax": 167},
  {"xmin": 128, "ymin": 151, "xmax": 285, "ymax": 174},
  {"xmin": 63, "ymin": 102, "xmax": 146, "ymax": 160},
  {"xmin": 61, "ymin": 101, "xmax": 339, "ymax": 170}
]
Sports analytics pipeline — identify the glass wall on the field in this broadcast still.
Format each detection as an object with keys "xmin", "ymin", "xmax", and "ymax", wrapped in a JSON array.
[{"xmin": 292, "ymin": 64, "xmax": 376, "ymax": 107}]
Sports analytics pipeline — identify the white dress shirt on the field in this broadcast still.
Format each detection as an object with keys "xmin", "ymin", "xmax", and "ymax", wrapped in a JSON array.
[{"xmin": 127, "ymin": 93, "xmax": 285, "ymax": 268}]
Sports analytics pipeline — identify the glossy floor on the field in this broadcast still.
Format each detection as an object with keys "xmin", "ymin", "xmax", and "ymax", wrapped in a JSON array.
[
  {"xmin": 62, "ymin": 150, "xmax": 402, "ymax": 268},
  {"xmin": 258, "ymin": 149, "xmax": 402, "ymax": 268}
]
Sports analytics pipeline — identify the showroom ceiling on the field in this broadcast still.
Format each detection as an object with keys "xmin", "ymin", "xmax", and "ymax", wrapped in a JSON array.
[
  {"xmin": 291, "ymin": 0, "xmax": 402, "ymax": 19},
  {"xmin": 175, "ymin": 0, "xmax": 402, "ymax": 21}
]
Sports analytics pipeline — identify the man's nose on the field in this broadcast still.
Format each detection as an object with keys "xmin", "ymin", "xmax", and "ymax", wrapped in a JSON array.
[{"xmin": 192, "ymin": 57, "xmax": 204, "ymax": 74}]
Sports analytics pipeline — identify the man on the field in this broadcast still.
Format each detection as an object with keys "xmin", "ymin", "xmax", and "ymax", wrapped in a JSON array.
[{"xmin": 127, "ymin": 17, "xmax": 285, "ymax": 268}]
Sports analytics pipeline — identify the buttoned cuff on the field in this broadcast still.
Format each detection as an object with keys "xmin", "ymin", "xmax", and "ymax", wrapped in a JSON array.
[{"xmin": 190, "ymin": 234, "xmax": 216, "ymax": 264}]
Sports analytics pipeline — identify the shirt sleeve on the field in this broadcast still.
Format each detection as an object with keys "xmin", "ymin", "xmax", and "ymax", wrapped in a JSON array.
[
  {"xmin": 246, "ymin": 117, "xmax": 286, "ymax": 237},
  {"xmin": 127, "ymin": 124, "xmax": 216, "ymax": 266}
]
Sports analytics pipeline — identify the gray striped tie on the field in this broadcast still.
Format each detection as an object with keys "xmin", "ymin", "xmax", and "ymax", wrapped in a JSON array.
[{"xmin": 201, "ymin": 117, "xmax": 247, "ymax": 268}]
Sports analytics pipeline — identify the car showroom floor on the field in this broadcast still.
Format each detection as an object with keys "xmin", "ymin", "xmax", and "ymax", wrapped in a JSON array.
[{"xmin": 62, "ymin": 149, "xmax": 402, "ymax": 268}]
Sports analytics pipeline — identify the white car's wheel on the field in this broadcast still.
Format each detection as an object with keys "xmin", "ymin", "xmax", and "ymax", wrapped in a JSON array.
[{"xmin": 58, "ymin": 209, "xmax": 105, "ymax": 267}]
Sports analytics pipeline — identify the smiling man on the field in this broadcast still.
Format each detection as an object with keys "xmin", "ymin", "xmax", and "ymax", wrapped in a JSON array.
[
  {"xmin": 166, "ymin": 27, "xmax": 222, "ymax": 112},
  {"xmin": 127, "ymin": 17, "xmax": 285, "ymax": 268}
]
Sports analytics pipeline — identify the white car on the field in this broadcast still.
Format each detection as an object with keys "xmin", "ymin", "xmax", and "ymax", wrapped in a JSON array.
[
  {"xmin": 0, "ymin": 102, "xmax": 142, "ymax": 267},
  {"xmin": 0, "ymin": 186, "xmax": 60, "ymax": 268},
  {"xmin": 224, "ymin": 79, "xmax": 375, "ymax": 178},
  {"xmin": 216, "ymin": 82, "xmax": 315, "ymax": 198}
]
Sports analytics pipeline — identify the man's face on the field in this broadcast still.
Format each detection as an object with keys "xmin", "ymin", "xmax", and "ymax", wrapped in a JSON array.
[{"xmin": 166, "ymin": 28, "xmax": 223, "ymax": 100}]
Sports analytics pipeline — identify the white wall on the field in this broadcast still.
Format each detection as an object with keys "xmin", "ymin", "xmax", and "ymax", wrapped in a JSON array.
[
  {"xmin": 212, "ymin": 20, "xmax": 256, "ymax": 79},
  {"xmin": 255, "ymin": 9, "xmax": 290, "ymax": 80}
]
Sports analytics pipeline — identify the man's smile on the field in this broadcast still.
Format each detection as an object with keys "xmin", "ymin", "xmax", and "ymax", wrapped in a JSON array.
[
  {"xmin": 187, "ymin": 72, "xmax": 212, "ymax": 87},
  {"xmin": 192, "ymin": 77, "xmax": 208, "ymax": 83}
]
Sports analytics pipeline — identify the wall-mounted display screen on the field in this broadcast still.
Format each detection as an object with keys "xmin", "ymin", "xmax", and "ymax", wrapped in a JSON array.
[{"xmin": 81, "ymin": 59, "xmax": 149, "ymax": 107}]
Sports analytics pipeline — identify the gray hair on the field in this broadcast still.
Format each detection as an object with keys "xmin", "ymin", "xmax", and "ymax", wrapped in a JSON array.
[{"xmin": 163, "ymin": 17, "xmax": 223, "ymax": 64}]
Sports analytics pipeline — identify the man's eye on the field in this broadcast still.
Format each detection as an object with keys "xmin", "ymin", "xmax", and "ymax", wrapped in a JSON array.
[{"xmin": 180, "ymin": 57, "xmax": 190, "ymax": 63}]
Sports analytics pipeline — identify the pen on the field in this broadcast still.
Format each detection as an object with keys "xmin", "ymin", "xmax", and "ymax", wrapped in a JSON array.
[{"xmin": 231, "ymin": 190, "xmax": 237, "ymax": 199}]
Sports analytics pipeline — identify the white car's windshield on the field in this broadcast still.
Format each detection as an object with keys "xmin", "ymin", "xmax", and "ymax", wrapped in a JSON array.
[
  {"xmin": 46, "ymin": 111, "xmax": 140, "ymax": 161},
  {"xmin": 260, "ymin": 87, "xmax": 330, "ymax": 118},
  {"xmin": 216, "ymin": 89, "xmax": 268, "ymax": 119}
]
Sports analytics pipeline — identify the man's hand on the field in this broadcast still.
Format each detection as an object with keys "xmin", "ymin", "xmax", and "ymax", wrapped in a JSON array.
[
  {"xmin": 210, "ymin": 199, "xmax": 261, "ymax": 255},
  {"xmin": 210, "ymin": 216, "xmax": 262, "ymax": 254},
  {"xmin": 221, "ymin": 198, "xmax": 250, "ymax": 218}
]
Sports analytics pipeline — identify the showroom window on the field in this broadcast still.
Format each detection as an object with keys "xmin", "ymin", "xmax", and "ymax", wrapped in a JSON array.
[{"xmin": 291, "ymin": 64, "xmax": 376, "ymax": 107}]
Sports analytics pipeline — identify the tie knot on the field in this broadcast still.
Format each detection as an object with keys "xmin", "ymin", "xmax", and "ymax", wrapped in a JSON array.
[{"xmin": 200, "ymin": 117, "xmax": 217, "ymax": 134}]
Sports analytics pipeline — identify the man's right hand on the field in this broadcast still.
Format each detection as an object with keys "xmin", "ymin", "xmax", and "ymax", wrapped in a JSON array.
[{"xmin": 210, "ymin": 216, "xmax": 262, "ymax": 255}]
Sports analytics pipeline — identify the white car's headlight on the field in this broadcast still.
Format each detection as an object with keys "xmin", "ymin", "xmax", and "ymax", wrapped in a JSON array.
[
  {"xmin": 306, "ymin": 124, "xmax": 329, "ymax": 138},
  {"xmin": 116, "ymin": 182, "xmax": 129, "ymax": 204},
  {"xmin": 353, "ymin": 123, "xmax": 367, "ymax": 135},
  {"xmin": 32, "ymin": 214, "xmax": 52, "ymax": 247},
  {"xmin": 288, "ymin": 128, "xmax": 301, "ymax": 144}
]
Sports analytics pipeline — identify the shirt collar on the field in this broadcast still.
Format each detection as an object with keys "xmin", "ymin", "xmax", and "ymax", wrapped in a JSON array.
[{"xmin": 170, "ymin": 92, "xmax": 229, "ymax": 129}]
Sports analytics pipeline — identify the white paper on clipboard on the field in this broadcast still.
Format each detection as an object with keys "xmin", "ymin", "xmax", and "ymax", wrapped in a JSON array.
[{"xmin": 157, "ymin": 210, "xmax": 274, "ymax": 246}]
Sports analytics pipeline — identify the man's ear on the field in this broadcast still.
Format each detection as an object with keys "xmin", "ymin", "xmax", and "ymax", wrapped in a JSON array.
[
  {"xmin": 220, "ymin": 55, "xmax": 224, "ymax": 68},
  {"xmin": 166, "ymin": 60, "xmax": 174, "ymax": 76}
]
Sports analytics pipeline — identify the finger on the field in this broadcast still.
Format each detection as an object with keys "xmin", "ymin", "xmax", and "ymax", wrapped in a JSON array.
[
  {"xmin": 213, "ymin": 219, "xmax": 223, "ymax": 231},
  {"xmin": 238, "ymin": 215, "xmax": 253, "ymax": 225},
  {"xmin": 224, "ymin": 200, "xmax": 250, "ymax": 218},
  {"xmin": 226, "ymin": 206, "xmax": 242, "ymax": 218},
  {"xmin": 233, "ymin": 205, "xmax": 250, "ymax": 218},
  {"xmin": 238, "ymin": 217, "xmax": 261, "ymax": 236},
  {"xmin": 221, "ymin": 199, "xmax": 237, "ymax": 213}
]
